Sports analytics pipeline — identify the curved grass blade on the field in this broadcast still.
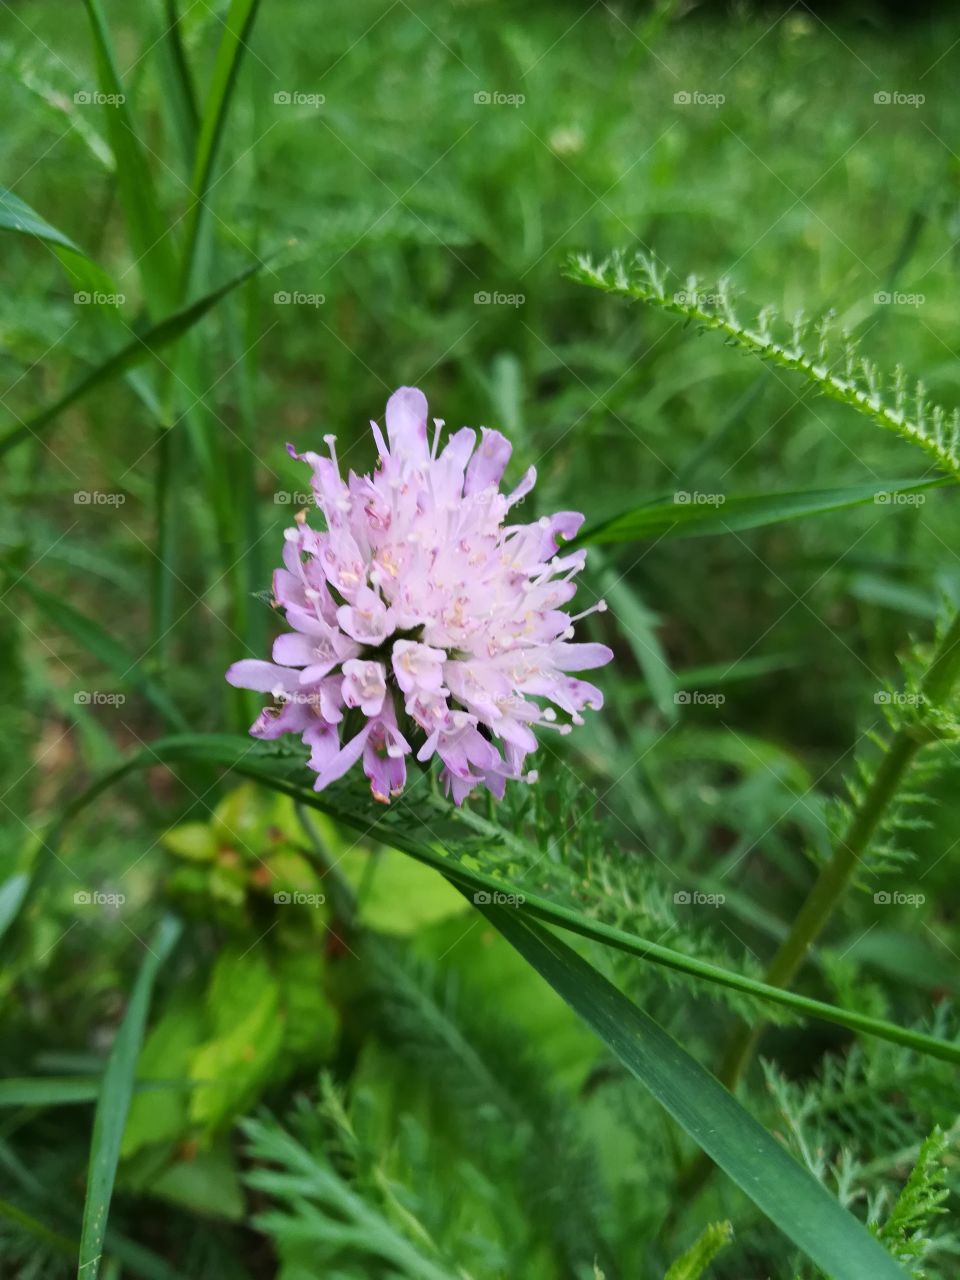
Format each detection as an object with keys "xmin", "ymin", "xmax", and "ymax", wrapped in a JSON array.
[
  {"xmin": 157, "ymin": 0, "xmax": 200, "ymax": 168},
  {"xmin": 180, "ymin": 0, "xmax": 264, "ymax": 292},
  {"xmin": 0, "ymin": 1077, "xmax": 198, "ymax": 1108},
  {"xmin": 0, "ymin": 261, "xmax": 263, "ymax": 456},
  {"xmin": 45, "ymin": 734, "xmax": 960, "ymax": 1069},
  {"xmin": 573, "ymin": 476, "xmax": 951, "ymax": 547},
  {"xmin": 0, "ymin": 186, "xmax": 84, "ymax": 254},
  {"xmin": 475, "ymin": 901, "xmax": 907, "ymax": 1280},
  {"xmin": 0, "ymin": 1198, "xmax": 75, "ymax": 1256},
  {"xmin": 11, "ymin": 576, "xmax": 188, "ymax": 731},
  {"xmin": 77, "ymin": 916, "xmax": 182, "ymax": 1280},
  {"xmin": 0, "ymin": 872, "xmax": 30, "ymax": 946},
  {"xmin": 0, "ymin": 1078, "xmax": 103, "ymax": 1107}
]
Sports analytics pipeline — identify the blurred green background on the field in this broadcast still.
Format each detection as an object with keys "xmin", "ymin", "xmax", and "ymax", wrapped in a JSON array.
[{"xmin": 2, "ymin": 1, "xmax": 960, "ymax": 1276}]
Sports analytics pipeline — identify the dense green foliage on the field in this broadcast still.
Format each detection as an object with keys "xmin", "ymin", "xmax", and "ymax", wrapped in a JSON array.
[{"xmin": 1, "ymin": 1, "xmax": 959, "ymax": 1277}]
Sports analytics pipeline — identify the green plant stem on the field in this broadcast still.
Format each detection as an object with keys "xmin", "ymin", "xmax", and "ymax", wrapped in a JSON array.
[{"xmin": 675, "ymin": 605, "xmax": 960, "ymax": 1211}]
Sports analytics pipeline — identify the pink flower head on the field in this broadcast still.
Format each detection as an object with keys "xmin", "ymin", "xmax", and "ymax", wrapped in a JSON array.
[{"xmin": 227, "ymin": 387, "xmax": 612, "ymax": 805}]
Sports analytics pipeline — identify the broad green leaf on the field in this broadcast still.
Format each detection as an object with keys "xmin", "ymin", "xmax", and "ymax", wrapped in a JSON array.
[
  {"xmin": 338, "ymin": 847, "xmax": 470, "ymax": 935},
  {"xmin": 188, "ymin": 947, "xmax": 284, "ymax": 1131},
  {"xmin": 121, "ymin": 996, "xmax": 206, "ymax": 1157},
  {"xmin": 573, "ymin": 476, "xmax": 951, "ymax": 546},
  {"xmin": 0, "ymin": 261, "xmax": 263, "ymax": 456},
  {"xmin": 476, "ymin": 903, "xmax": 907, "ymax": 1280},
  {"xmin": 78, "ymin": 916, "xmax": 182, "ymax": 1280},
  {"xmin": 57, "ymin": 734, "xmax": 960, "ymax": 1069},
  {"xmin": 147, "ymin": 1142, "xmax": 244, "ymax": 1221},
  {"xmin": 12, "ymin": 576, "xmax": 188, "ymax": 731}
]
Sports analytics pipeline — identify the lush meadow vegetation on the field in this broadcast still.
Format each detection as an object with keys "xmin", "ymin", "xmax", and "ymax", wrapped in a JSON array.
[{"xmin": 2, "ymin": 1, "xmax": 960, "ymax": 1276}]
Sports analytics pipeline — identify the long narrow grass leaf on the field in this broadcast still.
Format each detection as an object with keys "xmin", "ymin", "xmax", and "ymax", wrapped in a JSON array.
[
  {"xmin": 475, "ymin": 901, "xmax": 907, "ymax": 1280},
  {"xmin": 77, "ymin": 916, "xmax": 181, "ymax": 1280},
  {"xmin": 0, "ymin": 261, "xmax": 263, "ymax": 456}
]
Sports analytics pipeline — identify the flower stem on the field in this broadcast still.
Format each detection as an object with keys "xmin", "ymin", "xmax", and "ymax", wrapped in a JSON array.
[{"xmin": 673, "ymin": 605, "xmax": 960, "ymax": 1212}]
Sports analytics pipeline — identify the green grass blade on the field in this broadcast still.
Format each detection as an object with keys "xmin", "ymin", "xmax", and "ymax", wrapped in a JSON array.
[
  {"xmin": 0, "ymin": 1078, "xmax": 103, "ymax": 1106},
  {"xmin": 574, "ymin": 476, "xmax": 951, "ymax": 546},
  {"xmin": 180, "ymin": 0, "xmax": 264, "ymax": 292},
  {"xmin": 476, "ymin": 902, "xmax": 908, "ymax": 1280},
  {"xmin": 0, "ymin": 186, "xmax": 84, "ymax": 253},
  {"xmin": 81, "ymin": 0, "xmax": 178, "ymax": 311},
  {"xmin": 0, "ymin": 261, "xmax": 263, "ymax": 456},
  {"xmin": 48, "ymin": 734, "xmax": 960, "ymax": 1068},
  {"xmin": 156, "ymin": 0, "xmax": 200, "ymax": 168},
  {"xmin": 77, "ymin": 916, "xmax": 182, "ymax": 1280},
  {"xmin": 11, "ymin": 576, "xmax": 188, "ymax": 730},
  {"xmin": 0, "ymin": 1198, "xmax": 76, "ymax": 1256},
  {"xmin": 0, "ymin": 872, "xmax": 30, "ymax": 945}
]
